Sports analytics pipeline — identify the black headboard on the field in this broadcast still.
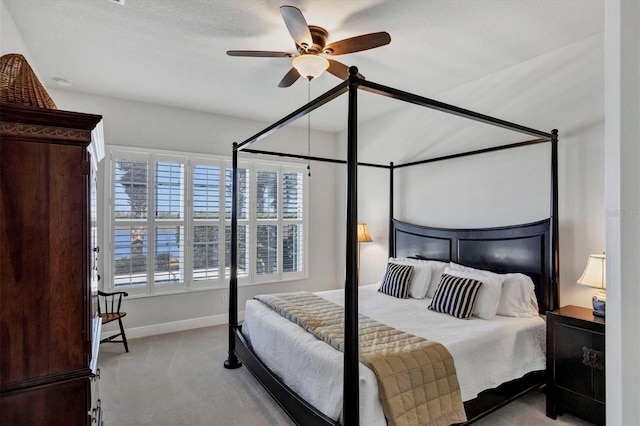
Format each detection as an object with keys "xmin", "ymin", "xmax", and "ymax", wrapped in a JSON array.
[{"xmin": 391, "ymin": 218, "xmax": 555, "ymax": 314}]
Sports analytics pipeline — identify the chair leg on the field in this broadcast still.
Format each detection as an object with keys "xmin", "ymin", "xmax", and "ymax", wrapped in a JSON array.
[{"xmin": 118, "ymin": 318, "xmax": 129, "ymax": 353}]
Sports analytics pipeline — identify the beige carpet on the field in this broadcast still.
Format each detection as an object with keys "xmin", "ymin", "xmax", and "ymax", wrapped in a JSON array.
[{"xmin": 98, "ymin": 325, "xmax": 591, "ymax": 426}]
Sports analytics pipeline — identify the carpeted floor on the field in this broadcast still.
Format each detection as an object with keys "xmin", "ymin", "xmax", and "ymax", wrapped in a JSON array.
[{"xmin": 98, "ymin": 325, "xmax": 591, "ymax": 426}]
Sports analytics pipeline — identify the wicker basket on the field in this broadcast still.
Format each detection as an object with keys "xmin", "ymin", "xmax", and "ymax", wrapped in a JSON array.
[{"xmin": 0, "ymin": 53, "xmax": 57, "ymax": 109}]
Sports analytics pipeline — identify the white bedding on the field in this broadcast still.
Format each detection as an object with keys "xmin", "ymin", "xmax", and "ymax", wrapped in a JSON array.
[{"xmin": 242, "ymin": 283, "xmax": 546, "ymax": 425}]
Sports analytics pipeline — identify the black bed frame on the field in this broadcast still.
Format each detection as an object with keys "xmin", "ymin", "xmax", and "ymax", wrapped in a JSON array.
[{"xmin": 224, "ymin": 67, "xmax": 559, "ymax": 425}]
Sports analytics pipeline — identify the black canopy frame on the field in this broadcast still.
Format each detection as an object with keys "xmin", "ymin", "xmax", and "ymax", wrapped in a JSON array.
[{"xmin": 225, "ymin": 67, "xmax": 559, "ymax": 426}]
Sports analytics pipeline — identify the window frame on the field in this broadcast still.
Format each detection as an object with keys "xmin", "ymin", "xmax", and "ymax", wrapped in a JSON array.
[{"xmin": 104, "ymin": 146, "xmax": 309, "ymax": 297}]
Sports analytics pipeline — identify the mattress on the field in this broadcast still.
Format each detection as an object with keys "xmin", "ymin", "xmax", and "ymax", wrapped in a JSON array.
[{"xmin": 242, "ymin": 283, "xmax": 546, "ymax": 425}]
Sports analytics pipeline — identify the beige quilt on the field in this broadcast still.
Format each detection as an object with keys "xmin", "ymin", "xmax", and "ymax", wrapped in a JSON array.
[{"xmin": 254, "ymin": 292, "xmax": 467, "ymax": 426}]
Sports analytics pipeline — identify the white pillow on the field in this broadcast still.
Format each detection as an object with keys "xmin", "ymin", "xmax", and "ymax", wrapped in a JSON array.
[
  {"xmin": 444, "ymin": 265, "xmax": 505, "ymax": 320},
  {"xmin": 389, "ymin": 257, "xmax": 433, "ymax": 299},
  {"xmin": 425, "ymin": 260, "xmax": 448, "ymax": 298},
  {"xmin": 449, "ymin": 262, "xmax": 539, "ymax": 318},
  {"xmin": 498, "ymin": 273, "xmax": 539, "ymax": 317}
]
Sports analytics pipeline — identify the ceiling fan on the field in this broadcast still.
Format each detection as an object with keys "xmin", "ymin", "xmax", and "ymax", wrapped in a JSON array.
[{"xmin": 227, "ymin": 5, "xmax": 391, "ymax": 87}]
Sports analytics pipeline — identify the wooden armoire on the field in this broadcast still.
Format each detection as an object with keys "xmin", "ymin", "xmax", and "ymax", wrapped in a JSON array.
[{"xmin": 0, "ymin": 103, "xmax": 103, "ymax": 425}]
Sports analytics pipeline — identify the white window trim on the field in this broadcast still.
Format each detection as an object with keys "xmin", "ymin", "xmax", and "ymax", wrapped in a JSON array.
[{"xmin": 104, "ymin": 145, "xmax": 309, "ymax": 297}]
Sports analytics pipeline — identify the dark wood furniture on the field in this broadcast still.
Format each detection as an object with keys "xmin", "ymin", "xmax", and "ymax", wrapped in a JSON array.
[
  {"xmin": 547, "ymin": 305, "xmax": 605, "ymax": 425},
  {"xmin": 226, "ymin": 67, "xmax": 559, "ymax": 425},
  {"xmin": 97, "ymin": 290, "xmax": 130, "ymax": 352},
  {"xmin": 0, "ymin": 103, "xmax": 102, "ymax": 425},
  {"xmin": 394, "ymin": 219, "xmax": 553, "ymax": 423},
  {"xmin": 232, "ymin": 219, "xmax": 554, "ymax": 425}
]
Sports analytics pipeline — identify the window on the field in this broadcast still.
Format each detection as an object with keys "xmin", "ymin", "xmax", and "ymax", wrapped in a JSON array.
[
  {"xmin": 192, "ymin": 163, "xmax": 221, "ymax": 281},
  {"xmin": 106, "ymin": 147, "xmax": 307, "ymax": 295},
  {"xmin": 282, "ymin": 171, "xmax": 304, "ymax": 273}
]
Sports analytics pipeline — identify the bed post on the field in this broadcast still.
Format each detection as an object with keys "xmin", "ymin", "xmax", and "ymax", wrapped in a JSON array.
[
  {"xmin": 550, "ymin": 129, "xmax": 560, "ymax": 312},
  {"xmin": 389, "ymin": 162, "xmax": 394, "ymax": 257},
  {"xmin": 343, "ymin": 66, "xmax": 360, "ymax": 426},
  {"xmin": 224, "ymin": 143, "xmax": 242, "ymax": 369}
]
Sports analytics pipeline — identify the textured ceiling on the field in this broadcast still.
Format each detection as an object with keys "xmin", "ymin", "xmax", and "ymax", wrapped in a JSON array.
[{"xmin": 4, "ymin": 0, "xmax": 603, "ymax": 132}]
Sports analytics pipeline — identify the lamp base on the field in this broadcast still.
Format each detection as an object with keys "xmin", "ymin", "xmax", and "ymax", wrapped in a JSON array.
[{"xmin": 592, "ymin": 295, "xmax": 605, "ymax": 317}]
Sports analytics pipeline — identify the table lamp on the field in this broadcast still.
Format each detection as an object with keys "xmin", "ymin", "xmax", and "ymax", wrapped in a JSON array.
[
  {"xmin": 357, "ymin": 223, "xmax": 373, "ymax": 282},
  {"xmin": 577, "ymin": 253, "xmax": 606, "ymax": 317}
]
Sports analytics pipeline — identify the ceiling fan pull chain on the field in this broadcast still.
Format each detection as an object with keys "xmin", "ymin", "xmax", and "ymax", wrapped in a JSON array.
[{"xmin": 307, "ymin": 80, "xmax": 311, "ymax": 177}]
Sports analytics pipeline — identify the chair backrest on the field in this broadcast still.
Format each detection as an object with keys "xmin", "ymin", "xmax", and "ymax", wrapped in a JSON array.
[{"xmin": 97, "ymin": 291, "xmax": 128, "ymax": 316}]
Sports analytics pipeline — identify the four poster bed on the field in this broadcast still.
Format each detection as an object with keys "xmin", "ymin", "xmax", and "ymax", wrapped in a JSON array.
[{"xmin": 225, "ymin": 67, "xmax": 559, "ymax": 425}]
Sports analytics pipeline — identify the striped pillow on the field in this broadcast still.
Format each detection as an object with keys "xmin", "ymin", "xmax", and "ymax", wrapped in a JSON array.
[
  {"xmin": 429, "ymin": 273, "xmax": 483, "ymax": 319},
  {"xmin": 378, "ymin": 263, "xmax": 414, "ymax": 298}
]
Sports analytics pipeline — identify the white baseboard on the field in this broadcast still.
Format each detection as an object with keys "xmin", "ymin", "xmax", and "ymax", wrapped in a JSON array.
[{"xmin": 101, "ymin": 311, "xmax": 245, "ymax": 340}]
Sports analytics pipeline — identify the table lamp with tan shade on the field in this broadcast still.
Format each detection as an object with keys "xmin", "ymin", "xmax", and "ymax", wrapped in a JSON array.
[{"xmin": 357, "ymin": 223, "xmax": 373, "ymax": 284}]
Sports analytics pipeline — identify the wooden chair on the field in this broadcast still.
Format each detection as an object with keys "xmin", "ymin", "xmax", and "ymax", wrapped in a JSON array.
[{"xmin": 97, "ymin": 290, "xmax": 129, "ymax": 352}]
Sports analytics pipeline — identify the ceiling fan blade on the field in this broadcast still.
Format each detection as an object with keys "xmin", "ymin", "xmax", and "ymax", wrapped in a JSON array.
[
  {"xmin": 280, "ymin": 6, "xmax": 313, "ymax": 49},
  {"xmin": 324, "ymin": 32, "xmax": 391, "ymax": 55},
  {"xmin": 227, "ymin": 50, "xmax": 293, "ymax": 58},
  {"xmin": 278, "ymin": 67, "xmax": 301, "ymax": 88},
  {"xmin": 327, "ymin": 59, "xmax": 365, "ymax": 80}
]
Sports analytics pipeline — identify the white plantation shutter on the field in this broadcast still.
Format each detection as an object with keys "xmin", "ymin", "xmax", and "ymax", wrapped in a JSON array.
[
  {"xmin": 153, "ymin": 159, "xmax": 185, "ymax": 286},
  {"xmin": 255, "ymin": 169, "xmax": 278, "ymax": 278},
  {"xmin": 193, "ymin": 225, "xmax": 219, "ymax": 280},
  {"xmin": 282, "ymin": 172, "xmax": 303, "ymax": 219},
  {"xmin": 192, "ymin": 164, "xmax": 221, "ymax": 283},
  {"xmin": 113, "ymin": 157, "xmax": 149, "ymax": 289},
  {"xmin": 113, "ymin": 225, "xmax": 148, "ymax": 287},
  {"xmin": 256, "ymin": 170, "xmax": 278, "ymax": 219},
  {"xmin": 114, "ymin": 159, "xmax": 148, "ymax": 219},
  {"xmin": 107, "ymin": 148, "xmax": 307, "ymax": 294},
  {"xmin": 283, "ymin": 224, "xmax": 303, "ymax": 273},
  {"xmin": 155, "ymin": 162, "xmax": 184, "ymax": 219},
  {"xmin": 154, "ymin": 225, "xmax": 184, "ymax": 284},
  {"xmin": 193, "ymin": 164, "xmax": 220, "ymax": 220},
  {"xmin": 282, "ymin": 171, "xmax": 303, "ymax": 274},
  {"xmin": 256, "ymin": 224, "xmax": 278, "ymax": 275}
]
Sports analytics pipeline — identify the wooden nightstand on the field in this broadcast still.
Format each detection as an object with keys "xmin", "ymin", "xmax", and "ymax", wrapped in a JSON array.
[{"xmin": 546, "ymin": 305, "xmax": 605, "ymax": 425}]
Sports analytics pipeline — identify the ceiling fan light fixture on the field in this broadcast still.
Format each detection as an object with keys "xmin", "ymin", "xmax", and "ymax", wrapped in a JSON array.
[{"xmin": 292, "ymin": 54, "xmax": 329, "ymax": 80}]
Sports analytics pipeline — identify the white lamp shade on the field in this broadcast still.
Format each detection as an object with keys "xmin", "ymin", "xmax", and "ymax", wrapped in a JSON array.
[
  {"xmin": 577, "ymin": 253, "xmax": 606, "ymax": 289},
  {"xmin": 292, "ymin": 54, "xmax": 329, "ymax": 80}
]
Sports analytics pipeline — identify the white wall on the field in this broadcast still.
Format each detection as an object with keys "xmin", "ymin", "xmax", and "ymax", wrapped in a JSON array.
[
  {"xmin": 352, "ymin": 35, "xmax": 605, "ymax": 311},
  {"xmin": 604, "ymin": 1, "xmax": 640, "ymax": 424},
  {"xmin": 0, "ymin": 0, "xmax": 35, "ymax": 66},
  {"xmin": 43, "ymin": 88, "xmax": 341, "ymax": 335}
]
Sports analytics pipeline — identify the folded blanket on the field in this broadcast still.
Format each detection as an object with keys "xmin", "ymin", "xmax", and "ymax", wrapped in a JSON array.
[{"xmin": 255, "ymin": 292, "xmax": 466, "ymax": 426}]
